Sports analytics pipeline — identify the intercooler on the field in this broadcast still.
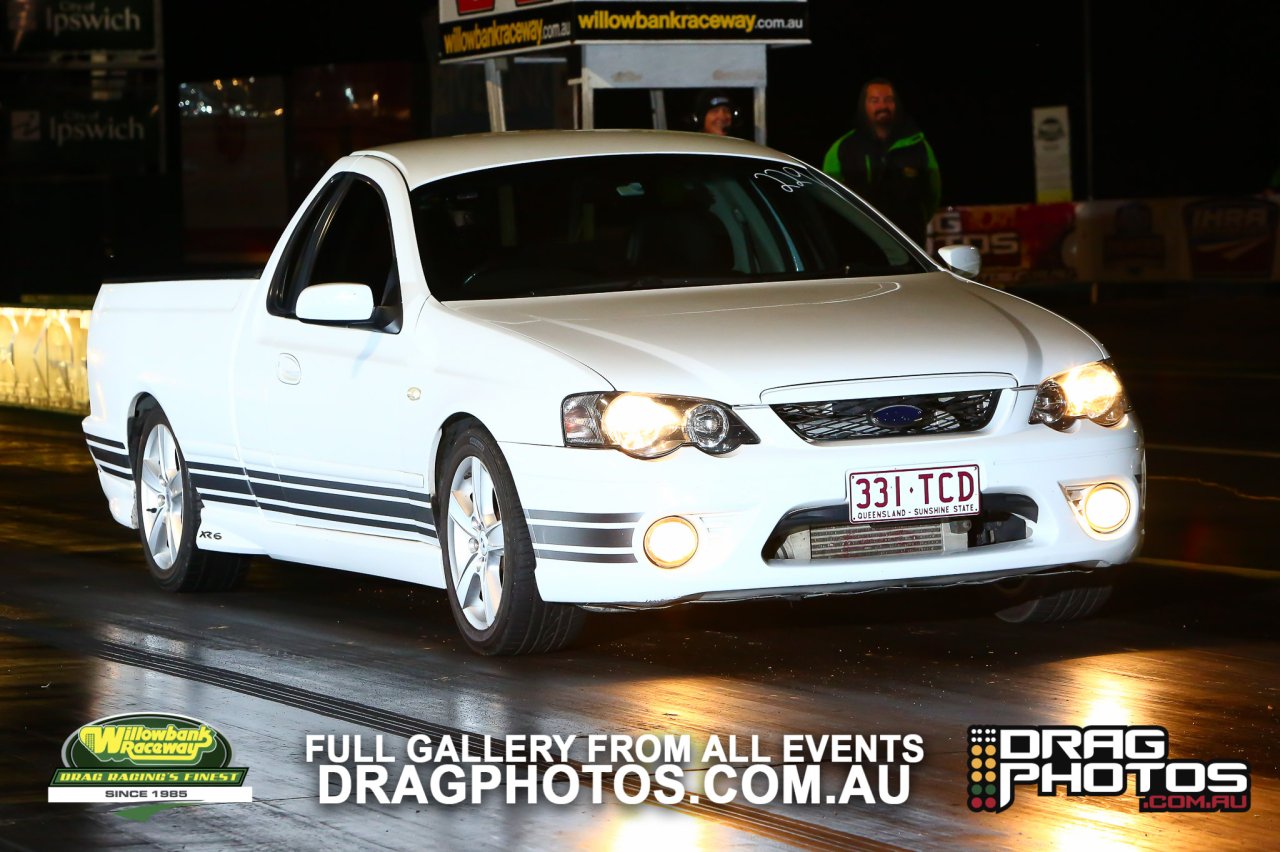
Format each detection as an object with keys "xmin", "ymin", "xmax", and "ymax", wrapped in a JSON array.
[{"xmin": 775, "ymin": 520, "xmax": 971, "ymax": 561}]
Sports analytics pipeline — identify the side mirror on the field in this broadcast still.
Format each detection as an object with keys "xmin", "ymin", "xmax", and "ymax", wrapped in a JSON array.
[
  {"xmin": 296, "ymin": 283, "xmax": 374, "ymax": 323},
  {"xmin": 937, "ymin": 245, "xmax": 982, "ymax": 278}
]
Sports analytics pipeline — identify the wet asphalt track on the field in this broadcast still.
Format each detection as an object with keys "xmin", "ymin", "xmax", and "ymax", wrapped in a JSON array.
[{"xmin": 0, "ymin": 293, "xmax": 1276, "ymax": 850}]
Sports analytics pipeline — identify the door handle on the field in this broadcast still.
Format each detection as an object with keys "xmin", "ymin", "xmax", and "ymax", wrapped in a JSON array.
[{"xmin": 277, "ymin": 353, "xmax": 301, "ymax": 385}]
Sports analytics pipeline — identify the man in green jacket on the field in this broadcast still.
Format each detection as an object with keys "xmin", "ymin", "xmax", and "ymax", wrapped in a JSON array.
[{"xmin": 823, "ymin": 78, "xmax": 941, "ymax": 245}]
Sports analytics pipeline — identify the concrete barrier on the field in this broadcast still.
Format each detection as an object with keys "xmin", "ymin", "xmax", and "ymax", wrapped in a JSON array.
[{"xmin": 0, "ymin": 306, "xmax": 92, "ymax": 414}]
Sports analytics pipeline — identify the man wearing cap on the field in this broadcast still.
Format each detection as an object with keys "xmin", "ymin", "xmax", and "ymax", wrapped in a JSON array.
[
  {"xmin": 696, "ymin": 90, "xmax": 735, "ymax": 136},
  {"xmin": 823, "ymin": 78, "xmax": 941, "ymax": 245}
]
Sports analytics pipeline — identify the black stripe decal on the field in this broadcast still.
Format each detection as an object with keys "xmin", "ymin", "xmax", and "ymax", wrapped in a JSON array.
[
  {"xmin": 526, "ymin": 509, "xmax": 643, "ymax": 523},
  {"xmin": 84, "ymin": 433, "xmax": 126, "ymax": 450},
  {"xmin": 534, "ymin": 548, "xmax": 638, "ymax": 564},
  {"xmin": 187, "ymin": 463, "xmax": 438, "ymax": 535},
  {"xmin": 88, "ymin": 446, "xmax": 132, "ymax": 470},
  {"xmin": 259, "ymin": 502, "xmax": 437, "ymax": 539},
  {"xmin": 191, "ymin": 473, "xmax": 254, "ymax": 495},
  {"xmin": 200, "ymin": 493, "xmax": 258, "ymax": 509},
  {"xmin": 275, "ymin": 473, "xmax": 428, "ymax": 503},
  {"xmin": 190, "ymin": 462, "xmax": 428, "ymax": 504},
  {"xmin": 529, "ymin": 524, "xmax": 634, "ymax": 548},
  {"xmin": 251, "ymin": 482, "xmax": 434, "ymax": 525},
  {"xmin": 97, "ymin": 465, "xmax": 132, "ymax": 481},
  {"xmin": 243, "ymin": 466, "xmax": 427, "ymax": 503},
  {"xmin": 187, "ymin": 461, "xmax": 249, "ymax": 476}
]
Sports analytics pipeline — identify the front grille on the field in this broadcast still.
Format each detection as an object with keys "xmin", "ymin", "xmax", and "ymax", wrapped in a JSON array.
[{"xmin": 772, "ymin": 390, "xmax": 1000, "ymax": 442}]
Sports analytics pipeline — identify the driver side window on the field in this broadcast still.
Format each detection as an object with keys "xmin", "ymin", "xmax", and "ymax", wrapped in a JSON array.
[{"xmin": 269, "ymin": 175, "xmax": 400, "ymax": 318}]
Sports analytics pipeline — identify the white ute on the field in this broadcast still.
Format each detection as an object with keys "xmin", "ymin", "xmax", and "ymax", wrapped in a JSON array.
[{"xmin": 83, "ymin": 131, "xmax": 1143, "ymax": 655}]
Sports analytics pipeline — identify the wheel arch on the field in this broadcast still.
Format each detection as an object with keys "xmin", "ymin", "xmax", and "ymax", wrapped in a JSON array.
[
  {"xmin": 125, "ymin": 392, "xmax": 162, "ymax": 465},
  {"xmin": 428, "ymin": 411, "xmax": 487, "ymax": 515}
]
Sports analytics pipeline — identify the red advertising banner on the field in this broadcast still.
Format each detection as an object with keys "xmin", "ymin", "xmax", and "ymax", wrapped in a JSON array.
[
  {"xmin": 930, "ymin": 196, "xmax": 1280, "ymax": 286},
  {"xmin": 927, "ymin": 203, "xmax": 1076, "ymax": 287}
]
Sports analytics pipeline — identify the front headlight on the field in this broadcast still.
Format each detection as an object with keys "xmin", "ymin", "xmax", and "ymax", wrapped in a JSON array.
[
  {"xmin": 1029, "ymin": 360, "xmax": 1131, "ymax": 430},
  {"xmin": 562, "ymin": 392, "xmax": 759, "ymax": 459}
]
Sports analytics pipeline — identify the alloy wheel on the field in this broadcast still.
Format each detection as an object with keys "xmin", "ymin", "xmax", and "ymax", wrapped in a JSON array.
[
  {"xmin": 139, "ymin": 424, "xmax": 184, "ymax": 572},
  {"xmin": 446, "ymin": 456, "xmax": 506, "ymax": 631}
]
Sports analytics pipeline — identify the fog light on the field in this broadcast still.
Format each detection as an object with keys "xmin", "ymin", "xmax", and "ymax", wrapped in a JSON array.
[
  {"xmin": 643, "ymin": 517, "xmax": 698, "ymax": 568},
  {"xmin": 1082, "ymin": 483, "xmax": 1130, "ymax": 534}
]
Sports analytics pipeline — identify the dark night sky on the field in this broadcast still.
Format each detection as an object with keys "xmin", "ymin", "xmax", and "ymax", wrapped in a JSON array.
[{"xmin": 158, "ymin": 0, "xmax": 1280, "ymax": 206}]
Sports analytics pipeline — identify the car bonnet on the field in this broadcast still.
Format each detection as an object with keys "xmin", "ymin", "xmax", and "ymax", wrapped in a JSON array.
[{"xmin": 444, "ymin": 272, "xmax": 1106, "ymax": 404}]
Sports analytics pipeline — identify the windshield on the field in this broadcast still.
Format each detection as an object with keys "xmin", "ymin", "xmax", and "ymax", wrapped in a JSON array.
[{"xmin": 409, "ymin": 154, "xmax": 927, "ymax": 301}]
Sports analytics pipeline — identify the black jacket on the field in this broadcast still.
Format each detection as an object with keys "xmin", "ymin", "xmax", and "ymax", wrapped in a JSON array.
[{"xmin": 823, "ymin": 118, "xmax": 941, "ymax": 245}]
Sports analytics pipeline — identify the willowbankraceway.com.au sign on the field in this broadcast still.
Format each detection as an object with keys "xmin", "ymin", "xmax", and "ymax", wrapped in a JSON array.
[
  {"xmin": 437, "ymin": 2, "xmax": 810, "ymax": 62},
  {"xmin": 48, "ymin": 713, "xmax": 252, "ymax": 804}
]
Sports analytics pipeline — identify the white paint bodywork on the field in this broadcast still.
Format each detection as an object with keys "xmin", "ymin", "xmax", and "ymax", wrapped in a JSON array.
[{"xmin": 82, "ymin": 130, "xmax": 1142, "ymax": 607}]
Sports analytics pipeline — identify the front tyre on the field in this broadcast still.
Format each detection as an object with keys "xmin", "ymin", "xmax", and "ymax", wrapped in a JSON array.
[
  {"xmin": 992, "ymin": 571, "xmax": 1112, "ymax": 623},
  {"xmin": 133, "ymin": 407, "xmax": 247, "ymax": 592},
  {"xmin": 439, "ymin": 423, "xmax": 583, "ymax": 655}
]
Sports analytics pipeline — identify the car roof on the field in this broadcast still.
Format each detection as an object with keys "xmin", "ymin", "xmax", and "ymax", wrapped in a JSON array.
[{"xmin": 354, "ymin": 129, "xmax": 803, "ymax": 189}]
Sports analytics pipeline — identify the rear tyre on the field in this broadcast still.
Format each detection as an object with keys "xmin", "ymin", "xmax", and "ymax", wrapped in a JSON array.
[
  {"xmin": 438, "ymin": 422, "xmax": 584, "ymax": 655},
  {"xmin": 992, "ymin": 571, "xmax": 1112, "ymax": 623},
  {"xmin": 133, "ymin": 407, "xmax": 248, "ymax": 592}
]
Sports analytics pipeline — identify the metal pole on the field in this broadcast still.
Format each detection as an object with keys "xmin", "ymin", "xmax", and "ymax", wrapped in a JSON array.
[
  {"xmin": 753, "ymin": 86, "xmax": 767, "ymax": 145},
  {"xmin": 581, "ymin": 73, "xmax": 595, "ymax": 130},
  {"xmin": 484, "ymin": 59, "xmax": 506, "ymax": 132},
  {"xmin": 649, "ymin": 90, "xmax": 667, "ymax": 130},
  {"xmin": 1082, "ymin": 0, "xmax": 1098, "ymax": 302},
  {"xmin": 1083, "ymin": 0, "xmax": 1094, "ymax": 200},
  {"xmin": 154, "ymin": 0, "xmax": 166, "ymax": 175}
]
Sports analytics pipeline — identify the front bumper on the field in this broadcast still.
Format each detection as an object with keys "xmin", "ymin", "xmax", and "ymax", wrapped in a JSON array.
[{"xmin": 502, "ymin": 388, "xmax": 1143, "ymax": 606}]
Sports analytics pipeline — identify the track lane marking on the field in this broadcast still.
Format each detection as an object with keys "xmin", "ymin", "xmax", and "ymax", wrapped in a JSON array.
[
  {"xmin": 1123, "ymin": 367, "xmax": 1280, "ymax": 381},
  {"xmin": 1132, "ymin": 557, "xmax": 1277, "ymax": 580},
  {"xmin": 1147, "ymin": 475, "xmax": 1280, "ymax": 502},
  {"xmin": 1147, "ymin": 443, "xmax": 1280, "ymax": 460}
]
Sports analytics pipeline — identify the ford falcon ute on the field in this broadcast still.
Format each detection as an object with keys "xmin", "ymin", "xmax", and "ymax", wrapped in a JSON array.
[{"xmin": 82, "ymin": 130, "xmax": 1143, "ymax": 655}]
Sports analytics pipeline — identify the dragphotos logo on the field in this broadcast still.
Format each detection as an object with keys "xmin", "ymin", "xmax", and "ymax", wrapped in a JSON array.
[{"xmin": 967, "ymin": 725, "xmax": 1250, "ymax": 813}]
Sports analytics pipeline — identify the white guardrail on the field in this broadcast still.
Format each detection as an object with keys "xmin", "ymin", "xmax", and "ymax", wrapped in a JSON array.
[{"xmin": 0, "ymin": 306, "xmax": 92, "ymax": 414}]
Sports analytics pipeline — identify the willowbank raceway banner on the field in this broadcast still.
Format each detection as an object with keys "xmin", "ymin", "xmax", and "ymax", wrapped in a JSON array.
[{"xmin": 437, "ymin": 0, "xmax": 809, "ymax": 62}]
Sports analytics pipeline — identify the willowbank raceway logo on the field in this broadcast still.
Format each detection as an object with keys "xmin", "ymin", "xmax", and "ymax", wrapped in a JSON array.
[
  {"xmin": 49, "ymin": 713, "xmax": 252, "ymax": 804},
  {"xmin": 966, "ymin": 726, "xmax": 1250, "ymax": 814}
]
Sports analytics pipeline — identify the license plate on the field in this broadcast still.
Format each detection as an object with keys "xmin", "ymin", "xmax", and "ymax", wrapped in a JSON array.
[{"xmin": 848, "ymin": 464, "xmax": 981, "ymax": 523}]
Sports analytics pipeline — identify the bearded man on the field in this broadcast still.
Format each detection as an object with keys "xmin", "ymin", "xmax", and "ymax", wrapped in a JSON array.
[{"xmin": 823, "ymin": 78, "xmax": 941, "ymax": 245}]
